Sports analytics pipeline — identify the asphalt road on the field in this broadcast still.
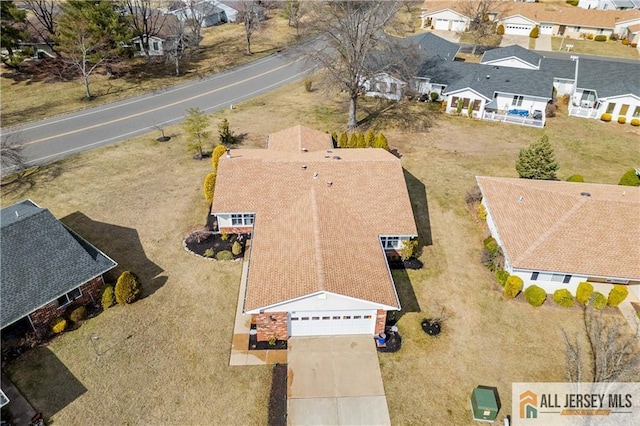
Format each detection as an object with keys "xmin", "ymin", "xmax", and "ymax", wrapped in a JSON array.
[{"xmin": 1, "ymin": 49, "xmax": 311, "ymax": 168}]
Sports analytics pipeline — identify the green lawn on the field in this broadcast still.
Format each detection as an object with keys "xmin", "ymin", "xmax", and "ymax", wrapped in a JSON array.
[{"xmin": 2, "ymin": 79, "xmax": 639, "ymax": 424}]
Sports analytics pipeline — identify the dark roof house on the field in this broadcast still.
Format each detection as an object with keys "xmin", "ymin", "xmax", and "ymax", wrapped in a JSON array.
[{"xmin": 1, "ymin": 200, "xmax": 116, "ymax": 333}]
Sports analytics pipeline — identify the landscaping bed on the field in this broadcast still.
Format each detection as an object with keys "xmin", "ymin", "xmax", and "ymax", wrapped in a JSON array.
[
  {"xmin": 248, "ymin": 325, "xmax": 288, "ymax": 350},
  {"xmin": 184, "ymin": 231, "xmax": 249, "ymax": 260}
]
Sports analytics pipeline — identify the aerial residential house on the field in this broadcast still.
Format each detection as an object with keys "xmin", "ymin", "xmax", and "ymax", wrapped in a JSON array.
[
  {"xmin": 578, "ymin": 0, "xmax": 640, "ymax": 10},
  {"xmin": 130, "ymin": 14, "xmax": 179, "ymax": 56},
  {"xmin": 167, "ymin": 0, "xmax": 230, "ymax": 26},
  {"xmin": 1, "ymin": 200, "xmax": 117, "ymax": 338},
  {"xmin": 476, "ymin": 177, "xmax": 640, "ymax": 300},
  {"xmin": 211, "ymin": 125, "xmax": 417, "ymax": 340},
  {"xmin": 420, "ymin": 6, "xmax": 471, "ymax": 32}
]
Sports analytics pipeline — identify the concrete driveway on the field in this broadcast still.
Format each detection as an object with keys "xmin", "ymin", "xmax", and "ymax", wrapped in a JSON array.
[
  {"xmin": 287, "ymin": 336, "xmax": 390, "ymax": 426},
  {"xmin": 500, "ymin": 34, "xmax": 530, "ymax": 48}
]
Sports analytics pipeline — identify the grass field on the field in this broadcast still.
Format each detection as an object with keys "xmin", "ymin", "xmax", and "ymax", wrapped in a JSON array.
[
  {"xmin": 551, "ymin": 37, "xmax": 640, "ymax": 59},
  {"xmin": 2, "ymin": 78, "xmax": 639, "ymax": 425},
  {"xmin": 0, "ymin": 15, "xmax": 297, "ymax": 128}
]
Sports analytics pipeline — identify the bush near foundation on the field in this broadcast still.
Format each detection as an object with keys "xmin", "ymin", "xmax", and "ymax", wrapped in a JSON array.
[
  {"xmin": 51, "ymin": 318, "xmax": 67, "ymax": 334},
  {"xmin": 524, "ymin": 285, "xmax": 546, "ymax": 307},
  {"xmin": 115, "ymin": 271, "xmax": 142, "ymax": 305},
  {"xmin": 600, "ymin": 113, "xmax": 612, "ymax": 122},
  {"xmin": 504, "ymin": 276, "xmax": 523, "ymax": 299},
  {"xmin": 69, "ymin": 306, "xmax": 87, "ymax": 323},
  {"xmin": 101, "ymin": 285, "xmax": 115, "ymax": 309},
  {"xmin": 566, "ymin": 174, "xmax": 584, "ymax": 182},
  {"xmin": 495, "ymin": 270, "xmax": 509, "ymax": 287},
  {"xmin": 607, "ymin": 285, "xmax": 628, "ymax": 307},
  {"xmin": 553, "ymin": 289, "xmax": 574, "ymax": 307},
  {"xmin": 592, "ymin": 291, "xmax": 607, "ymax": 310},
  {"xmin": 576, "ymin": 282, "xmax": 593, "ymax": 305},
  {"xmin": 216, "ymin": 250, "xmax": 233, "ymax": 261}
]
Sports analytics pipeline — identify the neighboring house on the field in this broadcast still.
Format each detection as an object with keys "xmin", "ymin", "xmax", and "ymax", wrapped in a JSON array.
[
  {"xmin": 420, "ymin": 7, "xmax": 470, "ymax": 32},
  {"xmin": 476, "ymin": 177, "xmax": 640, "ymax": 300},
  {"xmin": 128, "ymin": 9, "xmax": 177, "ymax": 56},
  {"xmin": 168, "ymin": 0, "xmax": 229, "ymax": 26},
  {"xmin": 1, "ymin": 200, "xmax": 117, "ymax": 338},
  {"xmin": 211, "ymin": 125, "xmax": 417, "ymax": 340},
  {"xmin": 21, "ymin": 16, "xmax": 56, "ymax": 59},
  {"xmin": 578, "ymin": 0, "xmax": 640, "ymax": 10}
]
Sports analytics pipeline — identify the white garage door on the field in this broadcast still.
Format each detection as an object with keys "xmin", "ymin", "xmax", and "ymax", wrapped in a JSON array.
[
  {"xmin": 434, "ymin": 18, "xmax": 449, "ymax": 31},
  {"xmin": 506, "ymin": 25, "xmax": 533, "ymax": 36},
  {"xmin": 540, "ymin": 24, "xmax": 553, "ymax": 35},
  {"xmin": 451, "ymin": 20, "xmax": 466, "ymax": 32},
  {"xmin": 289, "ymin": 310, "xmax": 376, "ymax": 336}
]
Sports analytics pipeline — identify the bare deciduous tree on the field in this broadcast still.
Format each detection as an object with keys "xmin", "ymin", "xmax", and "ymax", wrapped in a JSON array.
[
  {"xmin": 459, "ymin": 0, "xmax": 510, "ymax": 55},
  {"xmin": 1, "ymin": 133, "xmax": 28, "ymax": 174},
  {"xmin": 23, "ymin": 0, "xmax": 59, "ymax": 57},
  {"xmin": 283, "ymin": 0, "xmax": 305, "ymax": 37},
  {"xmin": 562, "ymin": 307, "xmax": 640, "ymax": 383},
  {"xmin": 124, "ymin": 0, "xmax": 167, "ymax": 59},
  {"xmin": 164, "ymin": 17, "xmax": 189, "ymax": 76},
  {"xmin": 303, "ymin": 1, "xmax": 407, "ymax": 129},
  {"xmin": 240, "ymin": 0, "xmax": 262, "ymax": 55}
]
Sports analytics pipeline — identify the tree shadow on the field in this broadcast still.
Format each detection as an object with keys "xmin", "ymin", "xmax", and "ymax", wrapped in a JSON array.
[
  {"xmin": 1, "ymin": 162, "xmax": 67, "ymax": 198},
  {"xmin": 4, "ymin": 347, "xmax": 87, "ymax": 422},
  {"xmin": 60, "ymin": 212, "xmax": 165, "ymax": 299},
  {"xmin": 391, "ymin": 268, "xmax": 421, "ymax": 320},
  {"xmin": 403, "ymin": 168, "xmax": 433, "ymax": 248}
]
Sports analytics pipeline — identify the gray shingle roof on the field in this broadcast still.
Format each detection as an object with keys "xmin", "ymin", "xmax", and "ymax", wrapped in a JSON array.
[
  {"xmin": 539, "ymin": 57, "xmax": 576, "ymax": 80},
  {"xmin": 402, "ymin": 32, "xmax": 460, "ymax": 62},
  {"xmin": 480, "ymin": 45, "xmax": 542, "ymax": 68},
  {"xmin": 576, "ymin": 58, "xmax": 640, "ymax": 98},
  {"xmin": 1, "ymin": 200, "xmax": 117, "ymax": 328}
]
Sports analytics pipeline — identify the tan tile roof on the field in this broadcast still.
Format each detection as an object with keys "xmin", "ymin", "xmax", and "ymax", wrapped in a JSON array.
[
  {"xmin": 476, "ymin": 176, "xmax": 640, "ymax": 280},
  {"xmin": 266, "ymin": 125, "xmax": 334, "ymax": 152},
  {"xmin": 212, "ymin": 139, "xmax": 417, "ymax": 312},
  {"xmin": 421, "ymin": 1, "xmax": 640, "ymax": 28}
]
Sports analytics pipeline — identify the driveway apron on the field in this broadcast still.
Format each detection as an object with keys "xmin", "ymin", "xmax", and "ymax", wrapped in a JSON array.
[{"xmin": 287, "ymin": 336, "xmax": 391, "ymax": 426}]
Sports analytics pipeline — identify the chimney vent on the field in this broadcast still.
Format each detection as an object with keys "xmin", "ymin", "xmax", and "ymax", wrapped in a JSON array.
[{"xmin": 225, "ymin": 148, "xmax": 231, "ymax": 158}]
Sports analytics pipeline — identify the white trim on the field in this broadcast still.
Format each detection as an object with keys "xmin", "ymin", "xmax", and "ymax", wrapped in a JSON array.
[
  {"xmin": 55, "ymin": 287, "xmax": 83, "ymax": 309},
  {"xmin": 245, "ymin": 291, "xmax": 398, "ymax": 314}
]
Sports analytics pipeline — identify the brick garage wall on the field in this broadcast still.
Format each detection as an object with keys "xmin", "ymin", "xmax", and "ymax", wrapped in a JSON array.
[
  {"xmin": 375, "ymin": 309, "xmax": 387, "ymax": 335},
  {"xmin": 28, "ymin": 276, "xmax": 105, "ymax": 337},
  {"xmin": 385, "ymin": 249, "xmax": 401, "ymax": 261},
  {"xmin": 255, "ymin": 312, "xmax": 288, "ymax": 341},
  {"xmin": 219, "ymin": 227, "xmax": 253, "ymax": 235}
]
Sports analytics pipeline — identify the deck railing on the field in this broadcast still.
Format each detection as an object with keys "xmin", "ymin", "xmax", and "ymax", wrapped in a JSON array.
[
  {"xmin": 482, "ymin": 111, "xmax": 545, "ymax": 128},
  {"xmin": 568, "ymin": 104, "xmax": 599, "ymax": 119}
]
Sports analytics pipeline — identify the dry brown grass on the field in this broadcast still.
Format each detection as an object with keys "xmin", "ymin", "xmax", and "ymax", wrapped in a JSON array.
[
  {"xmin": 2, "ymin": 79, "xmax": 639, "ymax": 424},
  {"xmin": 551, "ymin": 37, "xmax": 640, "ymax": 59},
  {"xmin": 0, "ymin": 15, "xmax": 297, "ymax": 127}
]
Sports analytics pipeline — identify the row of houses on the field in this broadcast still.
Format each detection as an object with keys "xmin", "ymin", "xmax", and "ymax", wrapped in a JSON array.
[
  {"xmin": 2, "ymin": 126, "xmax": 638, "ymax": 341},
  {"xmin": 420, "ymin": 1, "xmax": 640, "ymax": 48},
  {"xmin": 364, "ymin": 33, "xmax": 640, "ymax": 128}
]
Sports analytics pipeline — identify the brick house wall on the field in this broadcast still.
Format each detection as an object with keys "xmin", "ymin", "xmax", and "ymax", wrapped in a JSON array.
[
  {"xmin": 219, "ymin": 226, "xmax": 253, "ymax": 235},
  {"xmin": 254, "ymin": 312, "xmax": 288, "ymax": 341},
  {"xmin": 385, "ymin": 249, "xmax": 401, "ymax": 261},
  {"xmin": 28, "ymin": 276, "xmax": 105, "ymax": 337},
  {"xmin": 375, "ymin": 309, "xmax": 387, "ymax": 335}
]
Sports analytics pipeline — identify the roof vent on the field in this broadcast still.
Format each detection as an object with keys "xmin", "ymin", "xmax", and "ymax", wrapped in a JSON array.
[
  {"xmin": 486, "ymin": 75, "xmax": 490, "ymax": 79},
  {"xmin": 301, "ymin": 147, "xmax": 308, "ymax": 152},
  {"xmin": 225, "ymin": 148, "xmax": 231, "ymax": 158},
  {"xmin": 324, "ymin": 153, "xmax": 330, "ymax": 158},
  {"xmin": 301, "ymin": 165, "xmax": 307, "ymax": 170},
  {"xmin": 326, "ymin": 181, "xmax": 332, "ymax": 187},
  {"xmin": 326, "ymin": 150, "xmax": 332, "ymax": 153},
  {"xmin": 332, "ymin": 156, "xmax": 341, "ymax": 160},
  {"xmin": 580, "ymin": 192, "xmax": 591, "ymax": 197},
  {"xmin": 505, "ymin": 79, "xmax": 510, "ymax": 83},
  {"xmin": 313, "ymin": 172, "xmax": 318, "ymax": 179},
  {"xmin": 518, "ymin": 196, "xmax": 524, "ymax": 203}
]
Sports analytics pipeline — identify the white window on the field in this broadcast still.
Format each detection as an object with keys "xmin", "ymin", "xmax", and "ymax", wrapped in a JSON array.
[
  {"xmin": 152, "ymin": 41, "xmax": 159, "ymax": 51},
  {"xmin": 512, "ymin": 95, "xmax": 523, "ymax": 106},
  {"xmin": 380, "ymin": 236, "xmax": 401, "ymax": 249},
  {"xmin": 231, "ymin": 213, "xmax": 254, "ymax": 226},
  {"xmin": 57, "ymin": 288, "xmax": 82, "ymax": 308}
]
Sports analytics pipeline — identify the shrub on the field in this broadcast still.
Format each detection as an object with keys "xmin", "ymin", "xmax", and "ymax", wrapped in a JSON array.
[
  {"xmin": 51, "ymin": 318, "xmax": 67, "ymax": 334},
  {"xmin": 594, "ymin": 35, "xmax": 607, "ymax": 42},
  {"xmin": 456, "ymin": 99, "xmax": 463, "ymax": 115},
  {"xmin": 218, "ymin": 118, "xmax": 236, "ymax": 145},
  {"xmin": 356, "ymin": 132, "xmax": 366, "ymax": 148},
  {"xmin": 566, "ymin": 174, "xmax": 584, "ymax": 182},
  {"xmin": 216, "ymin": 250, "xmax": 234, "ymax": 261},
  {"xmin": 609, "ymin": 33, "xmax": 618, "ymax": 41},
  {"xmin": 618, "ymin": 169, "xmax": 640, "ymax": 186},
  {"xmin": 504, "ymin": 276, "xmax": 523, "ymax": 299},
  {"xmin": 529, "ymin": 25, "xmax": 539, "ymax": 39},
  {"xmin": 204, "ymin": 247, "xmax": 215, "ymax": 258},
  {"xmin": 631, "ymin": 118, "xmax": 640, "ymax": 126},
  {"xmin": 483, "ymin": 236, "xmax": 498, "ymax": 253},
  {"xmin": 303, "ymin": 79, "xmax": 312, "ymax": 92},
  {"xmin": 622, "ymin": 38, "xmax": 630, "ymax": 46},
  {"xmin": 339, "ymin": 132, "xmax": 348, "ymax": 148},
  {"xmin": 631, "ymin": 43, "xmax": 638, "ymax": 48},
  {"xmin": 232, "ymin": 240, "xmax": 243, "ymax": 256},
  {"xmin": 101, "ymin": 285, "xmax": 115, "ymax": 310},
  {"xmin": 203, "ymin": 172, "xmax": 216, "ymax": 203},
  {"xmin": 553, "ymin": 289, "xmax": 574, "ymax": 307},
  {"xmin": 618, "ymin": 116, "xmax": 626, "ymax": 124},
  {"xmin": 576, "ymin": 282, "xmax": 593, "ymax": 305},
  {"xmin": 515, "ymin": 135, "xmax": 558, "ymax": 180},
  {"xmin": 607, "ymin": 285, "xmax": 629, "ymax": 307},
  {"xmin": 524, "ymin": 285, "xmax": 546, "ymax": 307},
  {"xmin": 221, "ymin": 232, "xmax": 230, "ymax": 241},
  {"xmin": 565, "ymin": 0, "xmax": 578, "ymax": 5},
  {"xmin": 465, "ymin": 185, "xmax": 482, "ymax": 204},
  {"xmin": 600, "ymin": 113, "xmax": 612, "ymax": 122},
  {"xmin": 211, "ymin": 145, "xmax": 227, "ymax": 171},
  {"xmin": 115, "ymin": 271, "xmax": 142, "ymax": 305},
  {"xmin": 364, "ymin": 129, "xmax": 376, "ymax": 148},
  {"xmin": 400, "ymin": 239, "xmax": 418, "ymax": 261},
  {"xmin": 69, "ymin": 306, "xmax": 87, "ymax": 323},
  {"xmin": 430, "ymin": 91, "xmax": 439, "ymax": 101},
  {"xmin": 495, "ymin": 270, "xmax": 509, "ymax": 287},
  {"xmin": 373, "ymin": 133, "xmax": 389, "ymax": 151},
  {"xmin": 496, "ymin": 24, "xmax": 505, "ymax": 35},
  {"xmin": 477, "ymin": 203, "xmax": 487, "ymax": 220},
  {"xmin": 591, "ymin": 291, "xmax": 607, "ymax": 310}
]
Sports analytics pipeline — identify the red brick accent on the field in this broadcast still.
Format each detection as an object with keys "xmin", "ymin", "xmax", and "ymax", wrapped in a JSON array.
[
  {"xmin": 255, "ymin": 312, "xmax": 288, "ymax": 341},
  {"xmin": 28, "ymin": 276, "xmax": 105, "ymax": 337},
  {"xmin": 375, "ymin": 310, "xmax": 387, "ymax": 335},
  {"xmin": 219, "ymin": 227, "xmax": 253, "ymax": 235},
  {"xmin": 385, "ymin": 249, "xmax": 401, "ymax": 261}
]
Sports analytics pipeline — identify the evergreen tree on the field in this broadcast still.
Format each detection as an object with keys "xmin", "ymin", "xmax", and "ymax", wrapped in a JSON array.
[
  {"xmin": 618, "ymin": 169, "xmax": 640, "ymax": 186},
  {"xmin": 0, "ymin": 1, "xmax": 28, "ymax": 67},
  {"xmin": 211, "ymin": 145, "xmax": 227, "ymax": 171},
  {"xmin": 339, "ymin": 132, "xmax": 348, "ymax": 148},
  {"xmin": 356, "ymin": 132, "xmax": 366, "ymax": 148},
  {"xmin": 203, "ymin": 172, "xmax": 216, "ymax": 203},
  {"xmin": 373, "ymin": 133, "xmax": 389, "ymax": 151},
  {"xmin": 218, "ymin": 118, "xmax": 236, "ymax": 145},
  {"xmin": 364, "ymin": 129, "xmax": 376, "ymax": 147},
  {"xmin": 182, "ymin": 107, "xmax": 210, "ymax": 158},
  {"xmin": 515, "ymin": 135, "xmax": 559, "ymax": 180},
  {"xmin": 348, "ymin": 133, "xmax": 358, "ymax": 148},
  {"xmin": 115, "ymin": 271, "xmax": 142, "ymax": 305}
]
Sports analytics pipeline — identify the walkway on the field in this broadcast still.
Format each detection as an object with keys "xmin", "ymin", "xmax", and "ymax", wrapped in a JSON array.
[
  {"xmin": 1, "ymin": 372, "xmax": 37, "ymax": 426},
  {"xmin": 287, "ymin": 336, "xmax": 391, "ymax": 426}
]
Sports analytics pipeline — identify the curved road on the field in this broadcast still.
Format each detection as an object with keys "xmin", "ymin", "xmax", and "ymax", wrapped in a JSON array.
[{"xmin": 2, "ymin": 49, "xmax": 310, "ymax": 168}]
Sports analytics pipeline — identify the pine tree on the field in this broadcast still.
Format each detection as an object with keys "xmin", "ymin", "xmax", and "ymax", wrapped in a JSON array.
[
  {"xmin": 204, "ymin": 172, "xmax": 217, "ymax": 203},
  {"xmin": 348, "ymin": 133, "xmax": 358, "ymax": 148},
  {"xmin": 515, "ymin": 135, "xmax": 559, "ymax": 180},
  {"xmin": 211, "ymin": 145, "xmax": 227, "ymax": 171},
  {"xmin": 218, "ymin": 118, "xmax": 236, "ymax": 145},
  {"xmin": 356, "ymin": 132, "xmax": 366, "ymax": 148},
  {"xmin": 373, "ymin": 133, "xmax": 389, "ymax": 151},
  {"xmin": 339, "ymin": 132, "xmax": 348, "ymax": 148},
  {"xmin": 364, "ymin": 129, "xmax": 376, "ymax": 147}
]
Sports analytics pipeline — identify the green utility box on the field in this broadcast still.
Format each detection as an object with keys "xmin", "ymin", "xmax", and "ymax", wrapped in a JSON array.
[{"xmin": 470, "ymin": 386, "xmax": 500, "ymax": 422}]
